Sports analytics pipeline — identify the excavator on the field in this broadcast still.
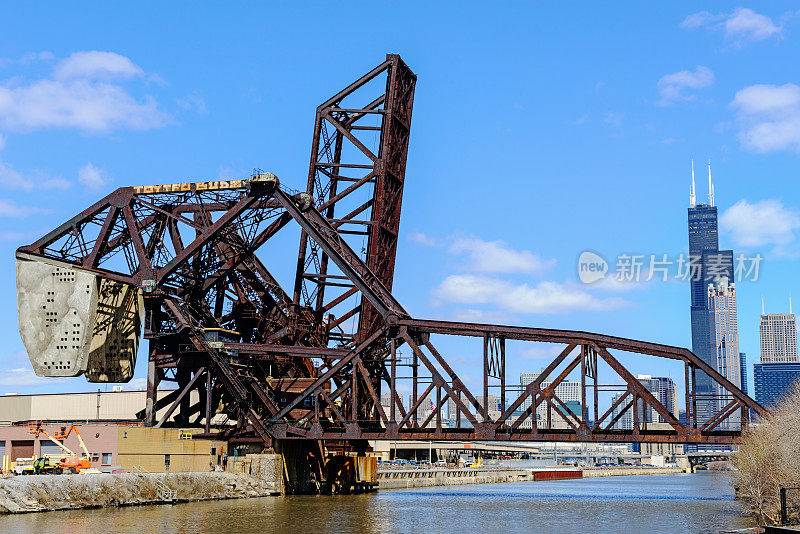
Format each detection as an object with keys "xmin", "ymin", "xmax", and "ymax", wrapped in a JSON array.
[{"xmin": 27, "ymin": 421, "xmax": 92, "ymax": 474}]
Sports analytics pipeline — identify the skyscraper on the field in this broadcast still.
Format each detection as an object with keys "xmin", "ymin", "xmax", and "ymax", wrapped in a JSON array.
[
  {"xmin": 519, "ymin": 372, "xmax": 581, "ymax": 429},
  {"xmin": 755, "ymin": 302, "xmax": 800, "ymax": 410},
  {"xmin": 611, "ymin": 375, "xmax": 678, "ymax": 430},
  {"xmin": 759, "ymin": 307, "xmax": 798, "ymax": 363},
  {"xmin": 687, "ymin": 160, "xmax": 735, "ymax": 423},
  {"xmin": 740, "ymin": 352, "xmax": 748, "ymax": 396},
  {"xmin": 708, "ymin": 281, "xmax": 741, "ymax": 427}
]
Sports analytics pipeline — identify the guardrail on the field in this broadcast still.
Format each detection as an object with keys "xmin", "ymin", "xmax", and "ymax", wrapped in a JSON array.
[
  {"xmin": 131, "ymin": 465, "xmax": 178, "ymax": 502},
  {"xmin": 780, "ymin": 487, "xmax": 800, "ymax": 526}
]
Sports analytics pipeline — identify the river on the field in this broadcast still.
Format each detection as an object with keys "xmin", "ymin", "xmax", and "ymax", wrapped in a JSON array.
[{"xmin": 0, "ymin": 471, "xmax": 752, "ymax": 533}]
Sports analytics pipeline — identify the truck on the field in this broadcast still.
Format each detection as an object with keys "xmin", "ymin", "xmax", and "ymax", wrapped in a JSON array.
[{"xmin": 12, "ymin": 457, "xmax": 35, "ymax": 475}]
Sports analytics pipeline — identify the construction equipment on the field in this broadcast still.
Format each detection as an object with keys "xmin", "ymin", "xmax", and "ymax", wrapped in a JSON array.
[
  {"xmin": 27, "ymin": 421, "xmax": 92, "ymax": 474},
  {"xmin": 32, "ymin": 456, "xmax": 61, "ymax": 475}
]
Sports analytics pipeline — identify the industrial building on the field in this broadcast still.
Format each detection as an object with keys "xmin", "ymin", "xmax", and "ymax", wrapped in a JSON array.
[{"xmin": 0, "ymin": 390, "xmax": 225, "ymax": 473}]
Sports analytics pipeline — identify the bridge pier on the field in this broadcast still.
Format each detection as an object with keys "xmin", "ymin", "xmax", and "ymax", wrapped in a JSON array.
[{"xmin": 276, "ymin": 440, "xmax": 324, "ymax": 494}]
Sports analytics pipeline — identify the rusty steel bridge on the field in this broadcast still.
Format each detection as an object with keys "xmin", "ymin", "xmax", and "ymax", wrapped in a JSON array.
[{"xmin": 16, "ymin": 54, "xmax": 767, "ymax": 454}]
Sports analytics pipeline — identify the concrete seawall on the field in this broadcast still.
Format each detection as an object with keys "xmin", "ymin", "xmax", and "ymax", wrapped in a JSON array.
[
  {"xmin": 377, "ymin": 466, "xmax": 684, "ymax": 489},
  {"xmin": 582, "ymin": 467, "xmax": 684, "ymax": 477},
  {"xmin": 0, "ymin": 472, "xmax": 279, "ymax": 514}
]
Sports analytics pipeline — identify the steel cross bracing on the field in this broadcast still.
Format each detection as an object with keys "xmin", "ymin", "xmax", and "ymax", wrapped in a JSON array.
[{"xmin": 16, "ymin": 54, "xmax": 768, "ymax": 446}]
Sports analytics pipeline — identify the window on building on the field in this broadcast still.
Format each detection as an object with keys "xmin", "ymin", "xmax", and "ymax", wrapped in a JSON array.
[
  {"xmin": 165, "ymin": 454, "xmax": 171, "ymax": 471},
  {"xmin": 91, "ymin": 453, "xmax": 100, "ymax": 462},
  {"xmin": 101, "ymin": 453, "xmax": 112, "ymax": 465}
]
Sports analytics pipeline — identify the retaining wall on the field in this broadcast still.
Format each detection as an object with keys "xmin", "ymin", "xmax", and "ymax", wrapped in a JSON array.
[{"xmin": 582, "ymin": 467, "xmax": 683, "ymax": 477}]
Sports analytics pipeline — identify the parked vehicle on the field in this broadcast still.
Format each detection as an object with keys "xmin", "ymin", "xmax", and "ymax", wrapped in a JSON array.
[{"xmin": 12, "ymin": 457, "xmax": 35, "ymax": 475}]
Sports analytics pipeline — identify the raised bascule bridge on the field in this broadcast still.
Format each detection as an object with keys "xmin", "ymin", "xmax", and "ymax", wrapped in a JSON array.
[{"xmin": 15, "ymin": 55, "xmax": 766, "ymax": 491}]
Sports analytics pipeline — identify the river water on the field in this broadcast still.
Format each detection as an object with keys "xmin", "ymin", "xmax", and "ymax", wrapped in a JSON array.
[{"xmin": 0, "ymin": 472, "xmax": 752, "ymax": 534}]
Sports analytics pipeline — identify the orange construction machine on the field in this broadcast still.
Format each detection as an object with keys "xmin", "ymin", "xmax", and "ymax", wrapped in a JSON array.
[{"xmin": 27, "ymin": 421, "xmax": 92, "ymax": 474}]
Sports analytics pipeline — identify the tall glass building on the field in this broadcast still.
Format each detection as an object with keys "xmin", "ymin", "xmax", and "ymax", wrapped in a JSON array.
[
  {"xmin": 740, "ymin": 352, "xmax": 747, "ymax": 396},
  {"xmin": 754, "ymin": 362, "xmax": 800, "ymax": 408},
  {"xmin": 688, "ymin": 170, "xmax": 735, "ymax": 423}
]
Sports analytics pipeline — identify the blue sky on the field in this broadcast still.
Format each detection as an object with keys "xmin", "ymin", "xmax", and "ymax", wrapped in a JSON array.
[{"xmin": 0, "ymin": 3, "xmax": 799, "ymax": 406}]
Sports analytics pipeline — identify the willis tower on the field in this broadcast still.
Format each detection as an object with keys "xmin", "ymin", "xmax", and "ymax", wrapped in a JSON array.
[{"xmin": 687, "ymin": 160, "xmax": 733, "ymax": 424}]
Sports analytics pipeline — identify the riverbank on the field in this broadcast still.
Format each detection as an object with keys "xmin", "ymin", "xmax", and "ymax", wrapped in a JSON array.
[
  {"xmin": 377, "ymin": 466, "xmax": 684, "ymax": 489},
  {"xmin": 0, "ymin": 472, "xmax": 279, "ymax": 514}
]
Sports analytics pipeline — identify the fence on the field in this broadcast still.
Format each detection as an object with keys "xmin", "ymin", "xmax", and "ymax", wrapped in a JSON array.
[{"xmin": 780, "ymin": 487, "xmax": 800, "ymax": 526}]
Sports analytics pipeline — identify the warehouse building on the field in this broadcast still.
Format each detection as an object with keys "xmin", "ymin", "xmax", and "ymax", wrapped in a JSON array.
[{"xmin": 0, "ymin": 389, "xmax": 226, "ymax": 473}]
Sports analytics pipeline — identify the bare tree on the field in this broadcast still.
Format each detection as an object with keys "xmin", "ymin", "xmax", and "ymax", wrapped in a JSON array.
[{"xmin": 733, "ymin": 381, "xmax": 800, "ymax": 525}]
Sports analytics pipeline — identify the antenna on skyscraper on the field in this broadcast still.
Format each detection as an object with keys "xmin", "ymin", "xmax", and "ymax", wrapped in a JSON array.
[
  {"xmin": 690, "ymin": 159, "xmax": 696, "ymax": 207},
  {"xmin": 707, "ymin": 159, "xmax": 714, "ymax": 206},
  {"xmin": 762, "ymin": 295, "xmax": 765, "ymax": 315},
  {"xmin": 791, "ymin": 295, "xmax": 793, "ymax": 315}
]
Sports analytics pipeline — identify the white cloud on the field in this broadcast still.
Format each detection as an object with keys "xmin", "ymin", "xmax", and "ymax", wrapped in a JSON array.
[
  {"xmin": 78, "ymin": 162, "xmax": 109, "ymax": 190},
  {"xmin": 0, "ymin": 162, "xmax": 69, "ymax": 191},
  {"xmin": 408, "ymin": 231, "xmax": 438, "ymax": 247},
  {"xmin": 434, "ymin": 274, "xmax": 628, "ymax": 314},
  {"xmin": 449, "ymin": 237, "xmax": 555, "ymax": 275},
  {"xmin": 0, "ymin": 158, "xmax": 25, "ymax": 189},
  {"xmin": 721, "ymin": 199, "xmax": 800, "ymax": 249},
  {"xmin": 657, "ymin": 66, "xmax": 714, "ymax": 104},
  {"xmin": 681, "ymin": 11, "xmax": 714, "ymax": 29},
  {"xmin": 0, "ymin": 367, "xmax": 71, "ymax": 387},
  {"xmin": 731, "ymin": 83, "xmax": 800, "ymax": 152},
  {"xmin": 0, "ymin": 135, "xmax": 71, "ymax": 190},
  {"xmin": 54, "ymin": 51, "xmax": 144, "ymax": 80},
  {"xmin": 450, "ymin": 308, "xmax": 516, "ymax": 324},
  {"xmin": 604, "ymin": 111, "xmax": 623, "ymax": 126},
  {"xmin": 0, "ymin": 198, "xmax": 48, "ymax": 217},
  {"xmin": 0, "ymin": 51, "xmax": 54, "ymax": 68},
  {"xmin": 573, "ymin": 114, "xmax": 589, "ymax": 125},
  {"xmin": 122, "ymin": 378, "xmax": 148, "ymax": 391},
  {"xmin": 176, "ymin": 90, "xmax": 207, "ymax": 115},
  {"xmin": 0, "ymin": 51, "xmax": 168, "ymax": 133},
  {"xmin": 724, "ymin": 8, "xmax": 781, "ymax": 41},
  {"xmin": 681, "ymin": 8, "xmax": 781, "ymax": 44},
  {"xmin": 0, "ymin": 228, "xmax": 46, "ymax": 241}
]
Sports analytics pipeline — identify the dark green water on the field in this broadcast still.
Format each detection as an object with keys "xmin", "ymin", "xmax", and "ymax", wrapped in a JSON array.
[{"xmin": 0, "ymin": 472, "xmax": 752, "ymax": 534}]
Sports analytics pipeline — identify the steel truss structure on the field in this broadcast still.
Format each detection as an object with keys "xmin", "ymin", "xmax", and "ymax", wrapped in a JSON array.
[{"xmin": 17, "ymin": 54, "xmax": 767, "ymax": 447}]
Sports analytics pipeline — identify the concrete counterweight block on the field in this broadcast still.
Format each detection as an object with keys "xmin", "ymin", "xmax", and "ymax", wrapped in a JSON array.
[
  {"xmin": 85, "ymin": 279, "xmax": 143, "ymax": 383},
  {"xmin": 16, "ymin": 259, "xmax": 143, "ymax": 382}
]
